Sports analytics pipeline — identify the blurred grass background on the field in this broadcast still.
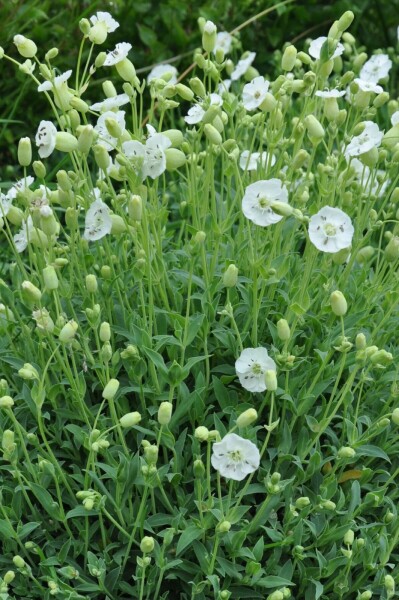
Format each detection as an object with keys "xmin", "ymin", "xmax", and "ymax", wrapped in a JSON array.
[{"xmin": 0, "ymin": 0, "xmax": 398, "ymax": 180}]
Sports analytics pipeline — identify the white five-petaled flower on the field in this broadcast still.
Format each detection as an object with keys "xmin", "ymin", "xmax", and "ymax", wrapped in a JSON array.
[
  {"xmin": 308, "ymin": 36, "xmax": 344, "ymax": 60},
  {"xmin": 360, "ymin": 54, "xmax": 392, "ymax": 83},
  {"xmin": 350, "ymin": 158, "xmax": 388, "ymax": 198},
  {"xmin": 13, "ymin": 216, "xmax": 34, "ymax": 253},
  {"xmin": 94, "ymin": 110, "xmax": 126, "ymax": 151},
  {"xmin": 184, "ymin": 93, "xmax": 223, "ymax": 125},
  {"xmin": 147, "ymin": 63, "xmax": 178, "ymax": 84},
  {"xmin": 103, "ymin": 42, "xmax": 132, "ymax": 66},
  {"xmin": 231, "ymin": 52, "xmax": 256, "ymax": 81},
  {"xmin": 242, "ymin": 179, "xmax": 289, "ymax": 227},
  {"xmin": 7, "ymin": 176, "xmax": 35, "ymax": 200},
  {"xmin": 308, "ymin": 206, "xmax": 354, "ymax": 253},
  {"xmin": 354, "ymin": 78, "xmax": 383, "ymax": 94},
  {"xmin": 38, "ymin": 69, "xmax": 72, "ymax": 92},
  {"xmin": 90, "ymin": 93, "xmax": 130, "ymax": 112},
  {"xmin": 239, "ymin": 150, "xmax": 276, "ymax": 171},
  {"xmin": 344, "ymin": 121, "xmax": 383, "ymax": 159},
  {"xmin": 83, "ymin": 198, "xmax": 112, "ymax": 241},
  {"xmin": 242, "ymin": 76, "xmax": 270, "ymax": 111},
  {"xmin": 211, "ymin": 433, "xmax": 260, "ymax": 481},
  {"xmin": 213, "ymin": 31, "xmax": 233, "ymax": 55},
  {"xmin": 315, "ymin": 89, "xmax": 346, "ymax": 99},
  {"xmin": 122, "ymin": 125, "xmax": 171, "ymax": 180},
  {"xmin": 235, "ymin": 347, "xmax": 277, "ymax": 393},
  {"xmin": 89, "ymin": 11, "xmax": 119, "ymax": 32},
  {"xmin": 35, "ymin": 120, "xmax": 57, "ymax": 159}
]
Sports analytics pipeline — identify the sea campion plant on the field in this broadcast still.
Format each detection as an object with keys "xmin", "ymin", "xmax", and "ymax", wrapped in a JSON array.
[{"xmin": 0, "ymin": 6, "xmax": 399, "ymax": 600}]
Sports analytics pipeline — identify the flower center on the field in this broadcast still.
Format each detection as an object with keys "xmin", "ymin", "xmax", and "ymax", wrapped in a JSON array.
[
  {"xmin": 258, "ymin": 196, "xmax": 271, "ymax": 209},
  {"xmin": 228, "ymin": 450, "xmax": 243, "ymax": 462},
  {"xmin": 323, "ymin": 223, "xmax": 337, "ymax": 236},
  {"xmin": 251, "ymin": 362, "xmax": 263, "ymax": 375},
  {"xmin": 254, "ymin": 90, "xmax": 261, "ymax": 99}
]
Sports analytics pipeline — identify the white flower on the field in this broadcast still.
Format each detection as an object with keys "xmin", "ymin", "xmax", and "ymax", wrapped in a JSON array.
[
  {"xmin": 94, "ymin": 110, "xmax": 126, "ymax": 151},
  {"xmin": 13, "ymin": 216, "xmax": 34, "ymax": 253},
  {"xmin": 0, "ymin": 193, "xmax": 12, "ymax": 216},
  {"xmin": 143, "ymin": 131, "xmax": 171, "ymax": 179},
  {"xmin": 90, "ymin": 93, "xmax": 130, "ymax": 112},
  {"xmin": 360, "ymin": 54, "xmax": 392, "ymax": 83},
  {"xmin": 83, "ymin": 199, "xmax": 112, "ymax": 241},
  {"xmin": 353, "ymin": 78, "xmax": 383, "ymax": 94},
  {"xmin": 90, "ymin": 11, "xmax": 119, "ymax": 32},
  {"xmin": 350, "ymin": 159, "xmax": 388, "ymax": 197},
  {"xmin": 231, "ymin": 52, "xmax": 256, "ymax": 81},
  {"xmin": 242, "ymin": 76, "xmax": 270, "ymax": 111},
  {"xmin": 242, "ymin": 179, "xmax": 289, "ymax": 227},
  {"xmin": 308, "ymin": 36, "xmax": 344, "ymax": 60},
  {"xmin": 239, "ymin": 150, "xmax": 275, "ymax": 171},
  {"xmin": 308, "ymin": 206, "xmax": 354, "ymax": 253},
  {"xmin": 391, "ymin": 111, "xmax": 399, "ymax": 126},
  {"xmin": 7, "ymin": 176, "xmax": 35, "ymax": 200},
  {"xmin": 184, "ymin": 93, "xmax": 222, "ymax": 125},
  {"xmin": 218, "ymin": 79, "xmax": 232, "ymax": 94},
  {"xmin": 147, "ymin": 63, "xmax": 178, "ymax": 84},
  {"xmin": 235, "ymin": 347, "xmax": 277, "ymax": 393},
  {"xmin": 213, "ymin": 31, "xmax": 233, "ymax": 55},
  {"xmin": 122, "ymin": 127, "xmax": 171, "ymax": 180},
  {"xmin": 211, "ymin": 433, "xmax": 260, "ymax": 481},
  {"xmin": 344, "ymin": 121, "xmax": 383, "ymax": 159},
  {"xmin": 35, "ymin": 120, "xmax": 57, "ymax": 159},
  {"xmin": 315, "ymin": 89, "xmax": 346, "ymax": 99},
  {"xmin": 38, "ymin": 69, "xmax": 72, "ymax": 92},
  {"xmin": 32, "ymin": 308, "xmax": 54, "ymax": 332},
  {"xmin": 103, "ymin": 42, "xmax": 132, "ymax": 66}
]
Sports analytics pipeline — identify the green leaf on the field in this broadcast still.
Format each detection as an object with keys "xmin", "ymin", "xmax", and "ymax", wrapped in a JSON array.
[
  {"xmin": 256, "ymin": 575, "xmax": 295, "ymax": 588},
  {"xmin": 176, "ymin": 524, "xmax": 203, "ymax": 556},
  {"xmin": 0, "ymin": 519, "xmax": 15, "ymax": 540},
  {"xmin": 355, "ymin": 444, "xmax": 390, "ymax": 462}
]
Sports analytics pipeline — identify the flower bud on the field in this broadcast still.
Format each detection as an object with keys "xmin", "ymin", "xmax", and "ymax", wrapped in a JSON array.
[
  {"xmin": 265, "ymin": 369, "xmax": 277, "ymax": 391},
  {"xmin": 158, "ymin": 401, "xmax": 173, "ymax": 425},
  {"xmin": 385, "ymin": 574, "xmax": 395, "ymax": 594},
  {"xmin": 0, "ymin": 395, "xmax": 14, "ymax": 409},
  {"xmin": 115, "ymin": 58, "xmax": 137, "ymax": 82},
  {"xmin": 304, "ymin": 115, "xmax": 325, "ymax": 141},
  {"xmin": 4, "ymin": 570, "xmax": 15, "ymax": 584},
  {"xmin": 204, "ymin": 124, "xmax": 222, "ymax": 145},
  {"xmin": 189, "ymin": 77, "xmax": 206, "ymax": 98},
  {"xmin": 338, "ymin": 446, "xmax": 356, "ymax": 459},
  {"xmin": 59, "ymin": 320, "xmax": 78, "ymax": 343},
  {"xmin": 120, "ymin": 411, "xmax": 142, "ymax": 427},
  {"xmin": 385, "ymin": 236, "xmax": 399, "ymax": 261},
  {"xmin": 267, "ymin": 592, "xmax": 284, "ymax": 600},
  {"xmin": 355, "ymin": 333, "xmax": 367, "ymax": 350},
  {"xmin": 22, "ymin": 280, "xmax": 42, "ymax": 303},
  {"xmin": 359, "ymin": 592, "xmax": 372, "ymax": 600},
  {"xmin": 33, "ymin": 160, "xmax": 46, "ymax": 179},
  {"xmin": 370, "ymin": 349, "xmax": 393, "ymax": 366},
  {"xmin": 337, "ymin": 10, "xmax": 354, "ymax": 33},
  {"xmin": 18, "ymin": 363, "xmax": 39, "ymax": 380},
  {"xmin": 223, "ymin": 264, "xmax": 238, "ymax": 288},
  {"xmin": 277, "ymin": 318, "xmax": 290, "ymax": 341},
  {"xmin": 321, "ymin": 500, "xmax": 336, "ymax": 511},
  {"xmin": 295, "ymin": 496, "xmax": 310, "ymax": 509},
  {"xmin": 55, "ymin": 132, "xmax": 78, "ymax": 153},
  {"xmin": 128, "ymin": 195, "xmax": 143, "ymax": 221},
  {"xmin": 140, "ymin": 536, "xmax": 155, "ymax": 554},
  {"xmin": 93, "ymin": 144, "xmax": 110, "ymax": 170},
  {"xmin": 78, "ymin": 125, "xmax": 95, "ymax": 154},
  {"xmin": 165, "ymin": 148, "xmax": 186, "ymax": 170},
  {"xmin": 99, "ymin": 321, "xmax": 111, "ymax": 342},
  {"xmin": 236, "ymin": 408, "xmax": 257, "ymax": 428},
  {"xmin": 13, "ymin": 35, "xmax": 37, "ymax": 58},
  {"xmin": 282, "ymin": 45, "xmax": 297, "ymax": 71},
  {"xmin": 102, "ymin": 378, "xmax": 120, "ymax": 400},
  {"xmin": 18, "ymin": 137, "xmax": 32, "ymax": 167},
  {"xmin": 344, "ymin": 529, "xmax": 354, "ymax": 545},
  {"xmin": 202, "ymin": 20, "xmax": 217, "ymax": 53},
  {"xmin": 217, "ymin": 520, "xmax": 231, "ymax": 533},
  {"xmin": 86, "ymin": 274, "xmax": 98, "ymax": 293},
  {"xmin": 195, "ymin": 426, "xmax": 209, "ymax": 442},
  {"xmin": 391, "ymin": 408, "xmax": 399, "ymax": 425},
  {"xmin": 12, "ymin": 555, "xmax": 26, "ymax": 569},
  {"xmin": 330, "ymin": 290, "xmax": 347, "ymax": 316},
  {"xmin": 43, "ymin": 265, "xmax": 59, "ymax": 290},
  {"xmin": 175, "ymin": 83, "xmax": 194, "ymax": 102}
]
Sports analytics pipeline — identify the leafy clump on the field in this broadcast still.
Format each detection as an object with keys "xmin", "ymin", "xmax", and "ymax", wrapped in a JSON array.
[{"xmin": 0, "ymin": 7, "xmax": 399, "ymax": 600}]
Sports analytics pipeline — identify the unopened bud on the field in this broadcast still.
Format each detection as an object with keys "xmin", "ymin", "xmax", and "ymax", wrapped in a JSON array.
[
  {"xmin": 265, "ymin": 369, "xmax": 277, "ymax": 391},
  {"xmin": 102, "ymin": 378, "xmax": 120, "ymax": 400},
  {"xmin": 338, "ymin": 446, "xmax": 356, "ymax": 459},
  {"xmin": 13, "ymin": 35, "xmax": 37, "ymax": 58},
  {"xmin": 223, "ymin": 264, "xmax": 238, "ymax": 288},
  {"xmin": 86, "ymin": 274, "xmax": 98, "ymax": 293},
  {"xmin": 43, "ymin": 265, "xmax": 59, "ymax": 290},
  {"xmin": 236, "ymin": 408, "xmax": 257, "ymax": 428},
  {"xmin": 59, "ymin": 320, "xmax": 78, "ymax": 343},
  {"xmin": 330, "ymin": 290, "xmax": 347, "ymax": 316},
  {"xmin": 195, "ymin": 426, "xmax": 209, "ymax": 442},
  {"xmin": 202, "ymin": 20, "xmax": 217, "ymax": 53},
  {"xmin": 282, "ymin": 45, "xmax": 297, "ymax": 71},
  {"xmin": 158, "ymin": 401, "xmax": 173, "ymax": 425},
  {"xmin": 277, "ymin": 319, "xmax": 290, "ymax": 341},
  {"xmin": 18, "ymin": 137, "xmax": 32, "ymax": 166},
  {"xmin": 140, "ymin": 536, "xmax": 155, "ymax": 554},
  {"xmin": 120, "ymin": 411, "xmax": 142, "ymax": 427}
]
